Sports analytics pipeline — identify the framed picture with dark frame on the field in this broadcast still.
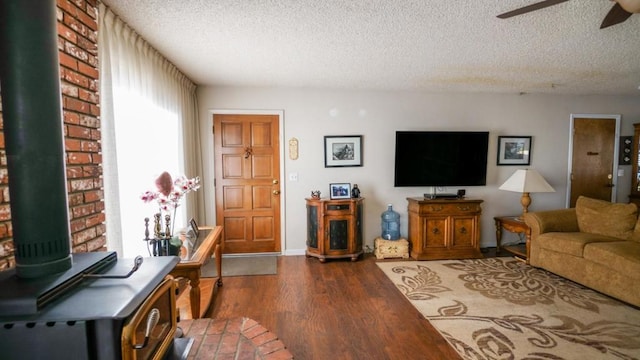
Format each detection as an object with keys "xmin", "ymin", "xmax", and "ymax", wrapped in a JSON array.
[
  {"xmin": 497, "ymin": 136, "xmax": 532, "ymax": 165},
  {"xmin": 189, "ymin": 217, "xmax": 199, "ymax": 237},
  {"xmin": 324, "ymin": 135, "xmax": 363, "ymax": 167},
  {"xmin": 329, "ymin": 183, "xmax": 351, "ymax": 199}
]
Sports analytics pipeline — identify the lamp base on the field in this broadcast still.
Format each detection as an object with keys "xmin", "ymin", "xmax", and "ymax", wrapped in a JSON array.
[{"xmin": 520, "ymin": 192, "xmax": 531, "ymax": 220}]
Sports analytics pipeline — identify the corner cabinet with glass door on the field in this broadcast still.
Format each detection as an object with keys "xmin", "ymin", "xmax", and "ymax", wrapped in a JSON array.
[
  {"xmin": 630, "ymin": 123, "xmax": 640, "ymax": 207},
  {"xmin": 306, "ymin": 197, "xmax": 364, "ymax": 262}
]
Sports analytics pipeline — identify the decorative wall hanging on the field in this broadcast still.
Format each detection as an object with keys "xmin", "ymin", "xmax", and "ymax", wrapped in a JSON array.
[
  {"xmin": 620, "ymin": 136, "xmax": 632, "ymax": 165},
  {"xmin": 289, "ymin": 137, "xmax": 299, "ymax": 160}
]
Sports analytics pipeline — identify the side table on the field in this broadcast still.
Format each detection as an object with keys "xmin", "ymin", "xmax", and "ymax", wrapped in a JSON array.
[
  {"xmin": 170, "ymin": 226, "xmax": 223, "ymax": 319},
  {"xmin": 494, "ymin": 216, "xmax": 530, "ymax": 263}
]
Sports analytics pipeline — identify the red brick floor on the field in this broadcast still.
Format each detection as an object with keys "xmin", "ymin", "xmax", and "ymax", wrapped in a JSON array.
[{"xmin": 179, "ymin": 317, "xmax": 294, "ymax": 360}]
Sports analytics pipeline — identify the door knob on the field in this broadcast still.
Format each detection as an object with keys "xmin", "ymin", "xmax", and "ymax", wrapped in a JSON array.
[
  {"xmin": 606, "ymin": 174, "xmax": 614, "ymax": 187},
  {"xmin": 273, "ymin": 179, "xmax": 279, "ymax": 184},
  {"xmin": 273, "ymin": 190, "xmax": 280, "ymax": 195}
]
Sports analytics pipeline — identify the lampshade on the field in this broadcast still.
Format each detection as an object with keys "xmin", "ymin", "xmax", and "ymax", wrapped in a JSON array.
[
  {"xmin": 499, "ymin": 169, "xmax": 555, "ymax": 193},
  {"xmin": 615, "ymin": 0, "xmax": 640, "ymax": 14},
  {"xmin": 499, "ymin": 169, "xmax": 555, "ymax": 219}
]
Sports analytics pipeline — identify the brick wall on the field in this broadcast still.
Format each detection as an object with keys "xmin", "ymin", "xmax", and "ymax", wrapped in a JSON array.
[{"xmin": 0, "ymin": 0, "xmax": 104, "ymax": 271}]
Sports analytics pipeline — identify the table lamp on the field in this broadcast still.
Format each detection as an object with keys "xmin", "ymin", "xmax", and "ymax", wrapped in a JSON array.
[{"xmin": 499, "ymin": 169, "xmax": 555, "ymax": 219}]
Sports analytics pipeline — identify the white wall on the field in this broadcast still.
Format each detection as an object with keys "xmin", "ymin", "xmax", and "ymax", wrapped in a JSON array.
[{"xmin": 197, "ymin": 86, "xmax": 640, "ymax": 254}]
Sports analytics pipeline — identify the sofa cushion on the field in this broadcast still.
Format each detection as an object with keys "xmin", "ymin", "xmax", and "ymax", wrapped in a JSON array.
[
  {"xmin": 575, "ymin": 196, "xmax": 638, "ymax": 240},
  {"xmin": 536, "ymin": 232, "xmax": 621, "ymax": 257},
  {"xmin": 583, "ymin": 241, "xmax": 640, "ymax": 279},
  {"xmin": 631, "ymin": 219, "xmax": 640, "ymax": 243}
]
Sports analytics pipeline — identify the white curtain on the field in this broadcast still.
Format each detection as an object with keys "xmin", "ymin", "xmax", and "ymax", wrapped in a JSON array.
[{"xmin": 99, "ymin": 3, "xmax": 204, "ymax": 257}]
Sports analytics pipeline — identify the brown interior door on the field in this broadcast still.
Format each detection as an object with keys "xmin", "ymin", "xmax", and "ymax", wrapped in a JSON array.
[
  {"xmin": 214, "ymin": 114, "xmax": 281, "ymax": 254},
  {"xmin": 569, "ymin": 117, "xmax": 617, "ymax": 207}
]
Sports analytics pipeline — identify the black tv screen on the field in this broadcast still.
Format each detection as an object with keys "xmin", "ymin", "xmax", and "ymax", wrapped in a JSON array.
[{"xmin": 394, "ymin": 131, "xmax": 489, "ymax": 187}]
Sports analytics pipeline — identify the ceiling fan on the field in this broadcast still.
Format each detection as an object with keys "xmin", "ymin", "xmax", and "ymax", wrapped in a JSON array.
[{"xmin": 497, "ymin": 0, "xmax": 640, "ymax": 29}]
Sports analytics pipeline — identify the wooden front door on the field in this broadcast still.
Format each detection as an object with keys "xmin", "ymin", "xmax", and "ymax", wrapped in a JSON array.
[
  {"xmin": 568, "ymin": 115, "xmax": 619, "ymax": 207},
  {"xmin": 214, "ymin": 114, "xmax": 281, "ymax": 254}
]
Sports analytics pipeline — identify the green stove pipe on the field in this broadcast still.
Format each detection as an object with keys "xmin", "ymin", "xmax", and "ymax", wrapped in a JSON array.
[{"xmin": 0, "ymin": 0, "xmax": 72, "ymax": 278}]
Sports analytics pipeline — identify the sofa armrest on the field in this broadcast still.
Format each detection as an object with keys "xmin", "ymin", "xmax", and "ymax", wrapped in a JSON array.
[{"xmin": 524, "ymin": 209, "xmax": 579, "ymax": 238}]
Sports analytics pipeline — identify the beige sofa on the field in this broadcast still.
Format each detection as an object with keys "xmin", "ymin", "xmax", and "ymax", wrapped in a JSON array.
[{"xmin": 524, "ymin": 196, "xmax": 640, "ymax": 307}]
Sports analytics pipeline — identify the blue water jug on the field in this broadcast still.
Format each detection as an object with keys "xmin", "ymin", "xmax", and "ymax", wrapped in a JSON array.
[{"xmin": 381, "ymin": 204, "xmax": 400, "ymax": 240}]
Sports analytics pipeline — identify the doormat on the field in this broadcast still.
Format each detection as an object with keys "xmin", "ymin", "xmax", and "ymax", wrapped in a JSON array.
[
  {"xmin": 201, "ymin": 255, "xmax": 278, "ymax": 277},
  {"xmin": 377, "ymin": 257, "xmax": 640, "ymax": 359}
]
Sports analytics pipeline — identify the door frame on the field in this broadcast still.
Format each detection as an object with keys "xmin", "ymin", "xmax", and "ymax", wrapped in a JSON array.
[
  {"xmin": 566, "ymin": 113, "xmax": 621, "ymax": 207},
  {"xmin": 206, "ymin": 109, "xmax": 286, "ymax": 254}
]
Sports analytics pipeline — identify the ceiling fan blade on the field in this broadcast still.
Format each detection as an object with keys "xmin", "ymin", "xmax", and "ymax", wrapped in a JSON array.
[
  {"xmin": 600, "ymin": 2, "xmax": 633, "ymax": 29},
  {"xmin": 497, "ymin": 0, "xmax": 570, "ymax": 19}
]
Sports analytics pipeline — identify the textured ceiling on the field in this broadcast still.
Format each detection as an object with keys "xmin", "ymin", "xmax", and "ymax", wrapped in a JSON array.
[{"xmin": 100, "ymin": 0, "xmax": 640, "ymax": 95}]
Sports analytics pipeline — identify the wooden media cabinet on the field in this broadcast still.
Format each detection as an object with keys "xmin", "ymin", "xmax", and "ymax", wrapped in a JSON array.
[{"xmin": 407, "ymin": 197, "xmax": 483, "ymax": 260}]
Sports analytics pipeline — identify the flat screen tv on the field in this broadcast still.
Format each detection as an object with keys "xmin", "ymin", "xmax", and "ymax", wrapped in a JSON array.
[{"xmin": 394, "ymin": 131, "xmax": 489, "ymax": 187}]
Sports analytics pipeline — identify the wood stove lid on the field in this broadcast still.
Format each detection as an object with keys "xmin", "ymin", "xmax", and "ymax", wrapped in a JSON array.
[{"xmin": 0, "ymin": 254, "xmax": 178, "ymax": 322}]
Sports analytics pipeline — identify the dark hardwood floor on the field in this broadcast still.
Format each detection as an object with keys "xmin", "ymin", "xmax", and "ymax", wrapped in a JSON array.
[{"xmin": 193, "ymin": 252, "xmax": 503, "ymax": 359}]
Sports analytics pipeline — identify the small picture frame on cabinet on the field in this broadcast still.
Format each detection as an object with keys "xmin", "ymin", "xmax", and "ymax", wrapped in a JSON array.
[
  {"xmin": 329, "ymin": 183, "xmax": 351, "ymax": 199},
  {"xmin": 189, "ymin": 217, "xmax": 199, "ymax": 238}
]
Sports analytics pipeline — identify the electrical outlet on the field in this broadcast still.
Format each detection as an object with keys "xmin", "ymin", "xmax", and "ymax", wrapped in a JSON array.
[{"xmin": 289, "ymin": 173, "xmax": 298, "ymax": 182}]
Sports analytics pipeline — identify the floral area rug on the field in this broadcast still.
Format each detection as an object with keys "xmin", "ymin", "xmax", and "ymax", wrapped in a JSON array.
[{"xmin": 377, "ymin": 258, "xmax": 640, "ymax": 359}]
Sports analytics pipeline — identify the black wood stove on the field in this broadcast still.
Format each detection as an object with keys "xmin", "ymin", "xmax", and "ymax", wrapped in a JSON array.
[{"xmin": 0, "ymin": 253, "xmax": 181, "ymax": 360}]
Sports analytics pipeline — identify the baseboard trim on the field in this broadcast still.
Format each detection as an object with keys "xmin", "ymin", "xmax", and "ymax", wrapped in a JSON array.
[{"xmin": 283, "ymin": 248, "xmax": 306, "ymax": 256}]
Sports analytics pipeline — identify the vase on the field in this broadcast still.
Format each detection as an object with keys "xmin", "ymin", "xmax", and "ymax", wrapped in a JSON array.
[{"xmin": 168, "ymin": 236, "xmax": 182, "ymax": 256}]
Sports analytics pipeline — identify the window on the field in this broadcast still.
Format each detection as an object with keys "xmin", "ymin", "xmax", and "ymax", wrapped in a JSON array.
[{"xmin": 113, "ymin": 89, "xmax": 181, "ymax": 257}]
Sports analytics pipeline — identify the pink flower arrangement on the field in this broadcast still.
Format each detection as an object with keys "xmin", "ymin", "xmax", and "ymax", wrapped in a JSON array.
[
  {"xmin": 141, "ymin": 171, "xmax": 200, "ymax": 212},
  {"xmin": 141, "ymin": 171, "xmax": 200, "ymax": 235}
]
